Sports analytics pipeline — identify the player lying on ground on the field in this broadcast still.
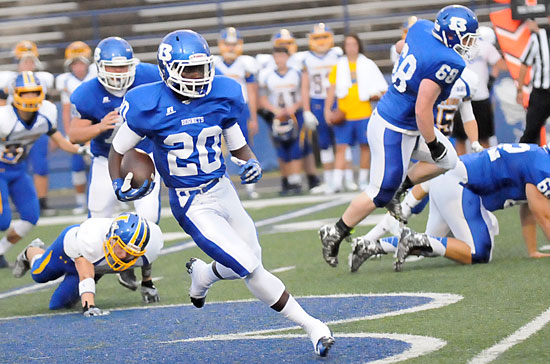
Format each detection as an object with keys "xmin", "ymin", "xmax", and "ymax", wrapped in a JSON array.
[
  {"xmin": 348, "ymin": 143, "xmax": 550, "ymax": 273},
  {"xmin": 107, "ymin": 29, "xmax": 335, "ymax": 357},
  {"xmin": 12, "ymin": 212, "xmax": 163, "ymax": 315}
]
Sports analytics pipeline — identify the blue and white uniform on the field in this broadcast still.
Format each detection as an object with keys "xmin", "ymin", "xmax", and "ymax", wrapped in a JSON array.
[
  {"xmin": 113, "ymin": 75, "xmax": 262, "ymax": 277},
  {"xmin": 70, "ymin": 63, "xmax": 162, "ymax": 221},
  {"xmin": 0, "ymin": 100, "xmax": 57, "ymax": 231},
  {"xmin": 259, "ymin": 66, "xmax": 310, "ymax": 162},
  {"xmin": 30, "ymin": 218, "xmax": 163, "ymax": 309},
  {"xmin": 426, "ymin": 144, "xmax": 550, "ymax": 263},
  {"xmin": 0, "ymin": 71, "xmax": 54, "ymax": 178},
  {"xmin": 302, "ymin": 47, "xmax": 342, "ymax": 150},
  {"xmin": 366, "ymin": 19, "xmax": 464, "ymax": 207},
  {"xmin": 55, "ymin": 65, "xmax": 97, "ymax": 182},
  {"xmin": 214, "ymin": 55, "xmax": 258, "ymax": 142}
]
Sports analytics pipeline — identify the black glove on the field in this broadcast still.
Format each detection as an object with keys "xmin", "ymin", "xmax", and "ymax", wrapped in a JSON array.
[
  {"xmin": 488, "ymin": 75, "xmax": 495, "ymax": 92},
  {"xmin": 426, "ymin": 139, "xmax": 447, "ymax": 162}
]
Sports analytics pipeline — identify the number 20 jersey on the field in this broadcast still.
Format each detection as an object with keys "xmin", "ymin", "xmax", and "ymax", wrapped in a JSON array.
[
  {"xmin": 120, "ymin": 75, "xmax": 245, "ymax": 188},
  {"xmin": 461, "ymin": 144, "xmax": 550, "ymax": 211},
  {"xmin": 376, "ymin": 19, "xmax": 466, "ymax": 131}
]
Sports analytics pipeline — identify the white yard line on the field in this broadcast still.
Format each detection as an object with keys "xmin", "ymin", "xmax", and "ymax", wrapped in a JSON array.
[
  {"xmin": 269, "ymin": 266, "xmax": 295, "ymax": 273},
  {"xmin": 468, "ymin": 306, "xmax": 550, "ymax": 364}
]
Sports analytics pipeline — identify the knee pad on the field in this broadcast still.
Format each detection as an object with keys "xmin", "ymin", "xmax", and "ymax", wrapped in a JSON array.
[{"xmin": 12, "ymin": 220, "xmax": 34, "ymax": 238}]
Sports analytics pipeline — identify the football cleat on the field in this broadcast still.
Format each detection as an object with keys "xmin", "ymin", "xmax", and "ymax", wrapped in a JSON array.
[
  {"xmin": 186, "ymin": 258, "xmax": 211, "ymax": 308},
  {"xmin": 315, "ymin": 336, "xmax": 335, "ymax": 357},
  {"xmin": 386, "ymin": 188, "xmax": 408, "ymax": 224},
  {"xmin": 117, "ymin": 268, "xmax": 138, "ymax": 291},
  {"xmin": 394, "ymin": 228, "xmax": 432, "ymax": 272},
  {"xmin": 12, "ymin": 238, "xmax": 45, "ymax": 278},
  {"xmin": 348, "ymin": 237, "xmax": 386, "ymax": 273},
  {"xmin": 319, "ymin": 224, "xmax": 350, "ymax": 267}
]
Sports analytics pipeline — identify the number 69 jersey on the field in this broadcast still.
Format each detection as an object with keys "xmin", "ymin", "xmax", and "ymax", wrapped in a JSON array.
[
  {"xmin": 377, "ymin": 19, "xmax": 466, "ymax": 131},
  {"xmin": 460, "ymin": 144, "xmax": 550, "ymax": 211},
  {"xmin": 118, "ymin": 76, "xmax": 245, "ymax": 188}
]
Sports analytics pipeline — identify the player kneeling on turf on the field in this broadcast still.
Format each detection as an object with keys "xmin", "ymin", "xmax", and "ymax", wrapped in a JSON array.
[{"xmin": 12, "ymin": 212, "xmax": 164, "ymax": 315}]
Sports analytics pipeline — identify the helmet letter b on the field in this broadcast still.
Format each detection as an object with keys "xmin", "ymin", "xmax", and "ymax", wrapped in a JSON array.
[
  {"xmin": 449, "ymin": 17, "xmax": 467, "ymax": 33},
  {"xmin": 158, "ymin": 43, "xmax": 172, "ymax": 62}
]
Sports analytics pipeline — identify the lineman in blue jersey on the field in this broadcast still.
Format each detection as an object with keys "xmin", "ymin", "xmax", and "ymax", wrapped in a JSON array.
[
  {"xmin": 68, "ymin": 37, "xmax": 162, "ymax": 223},
  {"xmin": 0, "ymin": 72, "xmax": 87, "ymax": 269},
  {"xmin": 350, "ymin": 144, "xmax": 550, "ymax": 273},
  {"xmin": 318, "ymin": 5, "xmax": 480, "ymax": 268},
  {"xmin": 108, "ymin": 30, "xmax": 335, "ymax": 357},
  {"xmin": 12, "ymin": 213, "xmax": 163, "ymax": 313}
]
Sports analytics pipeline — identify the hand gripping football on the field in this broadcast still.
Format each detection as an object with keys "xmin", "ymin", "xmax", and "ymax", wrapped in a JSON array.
[{"xmin": 120, "ymin": 149, "xmax": 155, "ymax": 189}]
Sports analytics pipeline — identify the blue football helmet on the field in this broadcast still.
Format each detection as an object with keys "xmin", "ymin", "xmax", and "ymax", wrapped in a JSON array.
[
  {"xmin": 157, "ymin": 30, "xmax": 215, "ymax": 98},
  {"xmin": 94, "ymin": 36, "xmax": 137, "ymax": 91},
  {"xmin": 103, "ymin": 213, "xmax": 150, "ymax": 271},
  {"xmin": 432, "ymin": 5, "xmax": 479, "ymax": 59},
  {"xmin": 12, "ymin": 71, "xmax": 44, "ymax": 112}
]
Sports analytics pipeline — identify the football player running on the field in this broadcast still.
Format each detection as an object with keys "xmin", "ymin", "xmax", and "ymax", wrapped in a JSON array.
[
  {"xmin": 55, "ymin": 41, "xmax": 97, "ymax": 214},
  {"xmin": 108, "ymin": 30, "xmax": 335, "ymax": 357},
  {"xmin": 318, "ymin": 5, "xmax": 480, "ymax": 268},
  {"xmin": 12, "ymin": 213, "xmax": 164, "ymax": 314},
  {"xmin": 0, "ymin": 72, "xmax": 88, "ymax": 268},
  {"xmin": 214, "ymin": 27, "xmax": 260, "ymax": 199},
  {"xmin": 349, "ymin": 144, "xmax": 550, "ymax": 273}
]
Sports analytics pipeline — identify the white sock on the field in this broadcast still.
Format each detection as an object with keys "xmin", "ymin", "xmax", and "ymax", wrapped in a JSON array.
[
  {"xmin": 402, "ymin": 190, "xmax": 422, "ymax": 219},
  {"xmin": 323, "ymin": 170, "xmax": 333, "ymax": 187},
  {"xmin": 245, "ymin": 184, "xmax": 255, "ymax": 193},
  {"xmin": 76, "ymin": 193, "xmax": 86, "ymax": 206},
  {"xmin": 280, "ymin": 294, "xmax": 317, "ymax": 330},
  {"xmin": 426, "ymin": 236, "xmax": 447, "ymax": 257},
  {"xmin": 244, "ymin": 266, "xmax": 285, "ymax": 306},
  {"xmin": 30, "ymin": 254, "xmax": 43, "ymax": 270},
  {"xmin": 332, "ymin": 169, "xmax": 344, "ymax": 191},
  {"xmin": 358, "ymin": 169, "xmax": 370, "ymax": 186},
  {"xmin": 288, "ymin": 174, "xmax": 302, "ymax": 185},
  {"xmin": 364, "ymin": 213, "xmax": 401, "ymax": 241},
  {"xmin": 0, "ymin": 236, "xmax": 13, "ymax": 255},
  {"xmin": 345, "ymin": 169, "xmax": 354, "ymax": 183},
  {"xmin": 379, "ymin": 236, "xmax": 398, "ymax": 254}
]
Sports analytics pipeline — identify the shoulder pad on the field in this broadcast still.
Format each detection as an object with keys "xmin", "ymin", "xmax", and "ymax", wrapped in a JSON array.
[
  {"xmin": 125, "ymin": 81, "xmax": 163, "ymax": 111},
  {"xmin": 240, "ymin": 55, "xmax": 259, "ymax": 75}
]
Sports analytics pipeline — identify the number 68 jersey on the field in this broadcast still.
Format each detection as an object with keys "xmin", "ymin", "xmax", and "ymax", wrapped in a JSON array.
[
  {"xmin": 377, "ymin": 19, "xmax": 466, "ymax": 131},
  {"xmin": 117, "ymin": 76, "xmax": 245, "ymax": 188}
]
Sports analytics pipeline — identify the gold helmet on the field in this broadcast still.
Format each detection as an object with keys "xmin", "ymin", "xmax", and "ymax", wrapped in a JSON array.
[
  {"xmin": 218, "ymin": 27, "xmax": 243, "ymax": 62},
  {"xmin": 12, "ymin": 71, "xmax": 44, "ymax": 112},
  {"xmin": 401, "ymin": 16, "xmax": 418, "ymax": 40},
  {"xmin": 64, "ymin": 41, "xmax": 92, "ymax": 68},
  {"xmin": 308, "ymin": 23, "xmax": 334, "ymax": 54},
  {"xmin": 14, "ymin": 40, "xmax": 39, "ymax": 60},
  {"xmin": 103, "ymin": 213, "xmax": 150, "ymax": 272},
  {"xmin": 271, "ymin": 29, "xmax": 298, "ymax": 55}
]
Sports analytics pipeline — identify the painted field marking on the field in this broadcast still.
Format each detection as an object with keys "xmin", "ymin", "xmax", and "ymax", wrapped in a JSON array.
[
  {"xmin": 269, "ymin": 266, "xmax": 295, "ymax": 273},
  {"xmin": 467, "ymin": 306, "xmax": 550, "ymax": 364}
]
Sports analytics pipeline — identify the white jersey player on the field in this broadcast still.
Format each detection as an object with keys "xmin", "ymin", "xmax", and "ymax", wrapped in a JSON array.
[{"xmin": 13, "ymin": 213, "xmax": 164, "ymax": 313}]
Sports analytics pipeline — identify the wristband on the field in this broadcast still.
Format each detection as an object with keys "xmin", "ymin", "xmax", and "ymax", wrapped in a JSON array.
[
  {"xmin": 79, "ymin": 277, "xmax": 96, "ymax": 296},
  {"xmin": 426, "ymin": 139, "xmax": 439, "ymax": 150}
]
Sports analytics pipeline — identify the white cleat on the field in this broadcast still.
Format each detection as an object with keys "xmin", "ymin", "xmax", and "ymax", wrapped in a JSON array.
[
  {"xmin": 13, "ymin": 238, "xmax": 45, "ymax": 278},
  {"xmin": 186, "ymin": 258, "xmax": 211, "ymax": 308}
]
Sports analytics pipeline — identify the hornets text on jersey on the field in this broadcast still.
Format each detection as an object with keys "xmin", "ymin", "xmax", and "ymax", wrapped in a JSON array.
[
  {"xmin": 119, "ymin": 75, "xmax": 245, "ymax": 188},
  {"xmin": 70, "ymin": 63, "xmax": 161, "ymax": 157},
  {"xmin": 377, "ymin": 19, "xmax": 466, "ymax": 131},
  {"xmin": 461, "ymin": 144, "xmax": 550, "ymax": 211}
]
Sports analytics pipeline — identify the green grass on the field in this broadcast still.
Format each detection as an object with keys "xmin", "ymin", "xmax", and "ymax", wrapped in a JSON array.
[{"xmin": 1, "ymin": 198, "xmax": 549, "ymax": 363}]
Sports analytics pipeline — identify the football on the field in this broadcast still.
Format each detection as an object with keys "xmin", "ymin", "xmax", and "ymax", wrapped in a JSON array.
[
  {"xmin": 329, "ymin": 109, "xmax": 346, "ymax": 125},
  {"xmin": 120, "ymin": 149, "xmax": 155, "ymax": 189}
]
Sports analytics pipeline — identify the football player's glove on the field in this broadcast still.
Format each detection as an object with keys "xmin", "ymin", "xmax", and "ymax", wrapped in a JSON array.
[
  {"xmin": 231, "ymin": 157, "xmax": 262, "ymax": 184},
  {"xmin": 426, "ymin": 139, "xmax": 448, "ymax": 163},
  {"xmin": 77, "ymin": 144, "xmax": 91, "ymax": 156},
  {"xmin": 303, "ymin": 110, "xmax": 319, "ymax": 130},
  {"xmin": 112, "ymin": 173, "xmax": 154, "ymax": 202},
  {"xmin": 83, "ymin": 303, "xmax": 110, "ymax": 317},
  {"xmin": 471, "ymin": 141, "xmax": 484, "ymax": 153},
  {"xmin": 141, "ymin": 280, "xmax": 160, "ymax": 303}
]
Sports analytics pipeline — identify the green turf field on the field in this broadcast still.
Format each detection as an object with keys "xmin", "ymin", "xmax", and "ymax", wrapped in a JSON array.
[{"xmin": 1, "ymin": 195, "xmax": 549, "ymax": 363}]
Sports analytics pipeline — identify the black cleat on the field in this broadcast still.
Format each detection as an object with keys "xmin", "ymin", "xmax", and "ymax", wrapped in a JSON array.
[
  {"xmin": 349, "ymin": 237, "xmax": 386, "ymax": 273},
  {"xmin": 394, "ymin": 227, "xmax": 432, "ymax": 272}
]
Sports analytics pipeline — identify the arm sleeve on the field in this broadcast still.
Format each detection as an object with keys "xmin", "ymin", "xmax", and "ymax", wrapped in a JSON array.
[
  {"xmin": 112, "ymin": 122, "xmax": 144, "ymax": 155},
  {"xmin": 459, "ymin": 99, "xmax": 475, "ymax": 123},
  {"xmin": 223, "ymin": 123, "xmax": 247, "ymax": 151}
]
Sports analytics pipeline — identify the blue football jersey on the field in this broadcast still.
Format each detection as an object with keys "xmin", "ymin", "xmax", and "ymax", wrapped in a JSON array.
[
  {"xmin": 461, "ymin": 144, "xmax": 550, "ymax": 211},
  {"xmin": 376, "ymin": 20, "xmax": 466, "ymax": 130},
  {"xmin": 70, "ymin": 63, "xmax": 161, "ymax": 157},
  {"xmin": 120, "ymin": 75, "xmax": 245, "ymax": 188}
]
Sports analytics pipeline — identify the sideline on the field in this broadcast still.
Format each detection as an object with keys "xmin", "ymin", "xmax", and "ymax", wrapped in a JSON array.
[{"xmin": 467, "ymin": 306, "xmax": 550, "ymax": 364}]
